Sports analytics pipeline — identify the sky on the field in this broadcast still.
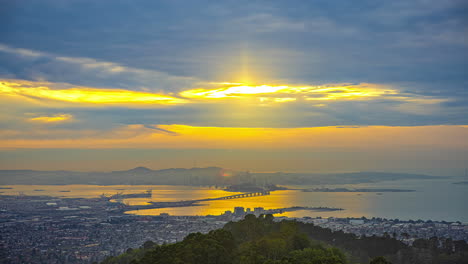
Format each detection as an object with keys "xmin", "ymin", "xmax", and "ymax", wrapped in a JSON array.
[{"xmin": 0, "ymin": 0, "xmax": 467, "ymax": 174}]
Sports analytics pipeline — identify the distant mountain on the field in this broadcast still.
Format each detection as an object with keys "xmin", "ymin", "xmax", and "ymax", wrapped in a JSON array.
[
  {"xmin": 0, "ymin": 167, "xmax": 444, "ymax": 186},
  {"xmin": 0, "ymin": 167, "xmax": 224, "ymax": 185},
  {"xmin": 112, "ymin": 166, "xmax": 154, "ymax": 174},
  {"xmin": 251, "ymin": 171, "xmax": 444, "ymax": 185},
  {"xmin": 453, "ymin": 181, "xmax": 468, "ymax": 185}
]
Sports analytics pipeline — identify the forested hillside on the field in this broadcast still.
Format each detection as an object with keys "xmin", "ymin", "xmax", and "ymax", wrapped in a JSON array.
[{"xmin": 101, "ymin": 215, "xmax": 468, "ymax": 264}]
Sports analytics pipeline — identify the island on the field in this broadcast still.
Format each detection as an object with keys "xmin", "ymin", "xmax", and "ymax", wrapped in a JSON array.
[
  {"xmin": 302, "ymin": 188, "xmax": 415, "ymax": 192},
  {"xmin": 224, "ymin": 183, "xmax": 289, "ymax": 192},
  {"xmin": 109, "ymin": 190, "xmax": 152, "ymax": 199}
]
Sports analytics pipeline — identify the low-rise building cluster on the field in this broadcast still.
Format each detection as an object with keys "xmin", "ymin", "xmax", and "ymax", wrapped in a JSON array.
[
  {"xmin": 1, "ymin": 196, "xmax": 467, "ymax": 263},
  {"xmin": 284, "ymin": 216, "xmax": 468, "ymax": 245},
  {"xmin": 0, "ymin": 195, "xmax": 229, "ymax": 263}
]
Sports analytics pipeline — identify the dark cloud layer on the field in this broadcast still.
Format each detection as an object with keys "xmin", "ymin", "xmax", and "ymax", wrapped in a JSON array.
[
  {"xmin": 0, "ymin": 0, "xmax": 467, "ymax": 131},
  {"xmin": 1, "ymin": 0, "xmax": 466, "ymax": 84}
]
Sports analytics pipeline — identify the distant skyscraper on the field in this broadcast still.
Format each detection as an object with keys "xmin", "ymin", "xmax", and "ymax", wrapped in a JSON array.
[
  {"xmin": 254, "ymin": 207, "xmax": 265, "ymax": 216},
  {"xmin": 223, "ymin": 210, "xmax": 232, "ymax": 216},
  {"xmin": 234, "ymin": 207, "xmax": 245, "ymax": 216}
]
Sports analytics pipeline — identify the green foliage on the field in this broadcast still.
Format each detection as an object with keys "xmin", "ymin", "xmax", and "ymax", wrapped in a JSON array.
[
  {"xmin": 369, "ymin": 256, "xmax": 392, "ymax": 264},
  {"xmin": 102, "ymin": 215, "xmax": 468, "ymax": 264},
  {"xmin": 287, "ymin": 247, "xmax": 347, "ymax": 264},
  {"xmin": 293, "ymin": 221, "xmax": 408, "ymax": 263},
  {"xmin": 103, "ymin": 215, "xmax": 346, "ymax": 264},
  {"xmin": 137, "ymin": 230, "xmax": 234, "ymax": 264}
]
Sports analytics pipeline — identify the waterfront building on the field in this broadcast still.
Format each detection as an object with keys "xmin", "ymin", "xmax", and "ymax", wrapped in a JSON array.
[{"xmin": 234, "ymin": 207, "xmax": 245, "ymax": 216}]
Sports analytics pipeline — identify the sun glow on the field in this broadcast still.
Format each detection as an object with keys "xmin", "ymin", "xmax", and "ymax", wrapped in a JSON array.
[
  {"xmin": 180, "ymin": 83, "xmax": 399, "ymax": 102},
  {"xmin": 180, "ymin": 85, "xmax": 287, "ymax": 98}
]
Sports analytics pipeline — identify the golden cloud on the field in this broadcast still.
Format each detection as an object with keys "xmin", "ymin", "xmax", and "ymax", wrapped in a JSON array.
[
  {"xmin": 28, "ymin": 114, "xmax": 73, "ymax": 123},
  {"xmin": 0, "ymin": 80, "xmax": 187, "ymax": 106},
  {"xmin": 1, "ymin": 124, "xmax": 467, "ymax": 150},
  {"xmin": 180, "ymin": 83, "xmax": 399, "ymax": 102},
  {"xmin": 1, "ymin": 79, "xmax": 446, "ymax": 111}
]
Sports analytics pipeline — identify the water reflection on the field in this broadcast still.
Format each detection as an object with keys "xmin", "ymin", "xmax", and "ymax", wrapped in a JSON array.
[
  {"xmin": 125, "ymin": 189, "xmax": 374, "ymax": 218},
  {"xmin": 1, "ymin": 179, "xmax": 467, "ymax": 221},
  {"xmin": 127, "ymin": 190, "xmax": 293, "ymax": 216}
]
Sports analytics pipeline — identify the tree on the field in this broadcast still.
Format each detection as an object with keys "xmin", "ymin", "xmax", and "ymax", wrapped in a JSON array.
[
  {"xmin": 369, "ymin": 256, "xmax": 392, "ymax": 264},
  {"xmin": 288, "ymin": 247, "xmax": 346, "ymax": 264},
  {"xmin": 142, "ymin": 240, "xmax": 155, "ymax": 249}
]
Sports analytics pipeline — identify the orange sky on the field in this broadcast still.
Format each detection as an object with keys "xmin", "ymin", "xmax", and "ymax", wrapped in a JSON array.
[
  {"xmin": 0, "ymin": 79, "xmax": 467, "ymax": 173},
  {"xmin": 1, "ymin": 124, "xmax": 467, "ymax": 150}
]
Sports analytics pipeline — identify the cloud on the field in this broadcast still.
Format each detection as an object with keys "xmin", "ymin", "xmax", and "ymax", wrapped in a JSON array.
[
  {"xmin": 180, "ymin": 83, "xmax": 447, "ymax": 106},
  {"xmin": 1, "ymin": 124, "xmax": 467, "ymax": 150},
  {"xmin": 1, "ymin": 0, "xmax": 466, "ymax": 83},
  {"xmin": 0, "ymin": 78, "xmax": 464, "ymax": 132},
  {"xmin": 0, "ymin": 43, "xmax": 199, "ymax": 92},
  {"xmin": 0, "ymin": 79, "xmax": 187, "ymax": 107},
  {"xmin": 28, "ymin": 113, "xmax": 73, "ymax": 123},
  {"xmin": 0, "ymin": 124, "xmax": 150, "ymax": 141},
  {"xmin": 143, "ymin": 124, "xmax": 179, "ymax": 136},
  {"xmin": 0, "ymin": 44, "xmax": 42, "ymax": 58},
  {"xmin": 232, "ymin": 13, "xmax": 306, "ymax": 33},
  {"xmin": 0, "ymin": 0, "xmax": 466, "ymax": 172}
]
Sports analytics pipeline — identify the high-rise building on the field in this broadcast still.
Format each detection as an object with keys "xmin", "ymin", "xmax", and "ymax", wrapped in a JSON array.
[
  {"xmin": 234, "ymin": 207, "xmax": 245, "ymax": 216},
  {"xmin": 223, "ymin": 210, "xmax": 232, "ymax": 216},
  {"xmin": 254, "ymin": 207, "xmax": 265, "ymax": 216}
]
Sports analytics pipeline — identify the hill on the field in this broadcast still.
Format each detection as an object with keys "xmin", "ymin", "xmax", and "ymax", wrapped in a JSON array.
[
  {"xmin": 102, "ymin": 214, "xmax": 348, "ymax": 264},
  {"xmin": 251, "ymin": 171, "xmax": 442, "ymax": 185},
  {"xmin": 0, "ymin": 167, "xmax": 224, "ymax": 185},
  {"xmin": 101, "ymin": 215, "xmax": 468, "ymax": 264},
  {"xmin": 0, "ymin": 167, "xmax": 443, "ymax": 185}
]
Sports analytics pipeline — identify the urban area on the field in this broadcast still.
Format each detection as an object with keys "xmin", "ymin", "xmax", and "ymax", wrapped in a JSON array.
[{"xmin": 1, "ymin": 194, "xmax": 467, "ymax": 263}]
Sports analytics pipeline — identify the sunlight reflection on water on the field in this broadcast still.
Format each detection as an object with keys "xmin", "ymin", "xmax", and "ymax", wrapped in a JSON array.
[{"xmin": 1, "ymin": 179, "xmax": 467, "ymax": 221}]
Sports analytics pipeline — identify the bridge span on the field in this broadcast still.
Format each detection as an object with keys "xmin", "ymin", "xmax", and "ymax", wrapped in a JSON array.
[
  {"xmin": 122, "ymin": 190, "xmax": 272, "ymax": 211},
  {"xmin": 200, "ymin": 190, "xmax": 271, "ymax": 201}
]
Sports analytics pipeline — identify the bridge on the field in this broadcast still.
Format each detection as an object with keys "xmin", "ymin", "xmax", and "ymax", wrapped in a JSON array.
[
  {"xmin": 200, "ymin": 190, "xmax": 271, "ymax": 201},
  {"xmin": 121, "ymin": 190, "xmax": 272, "ymax": 211}
]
